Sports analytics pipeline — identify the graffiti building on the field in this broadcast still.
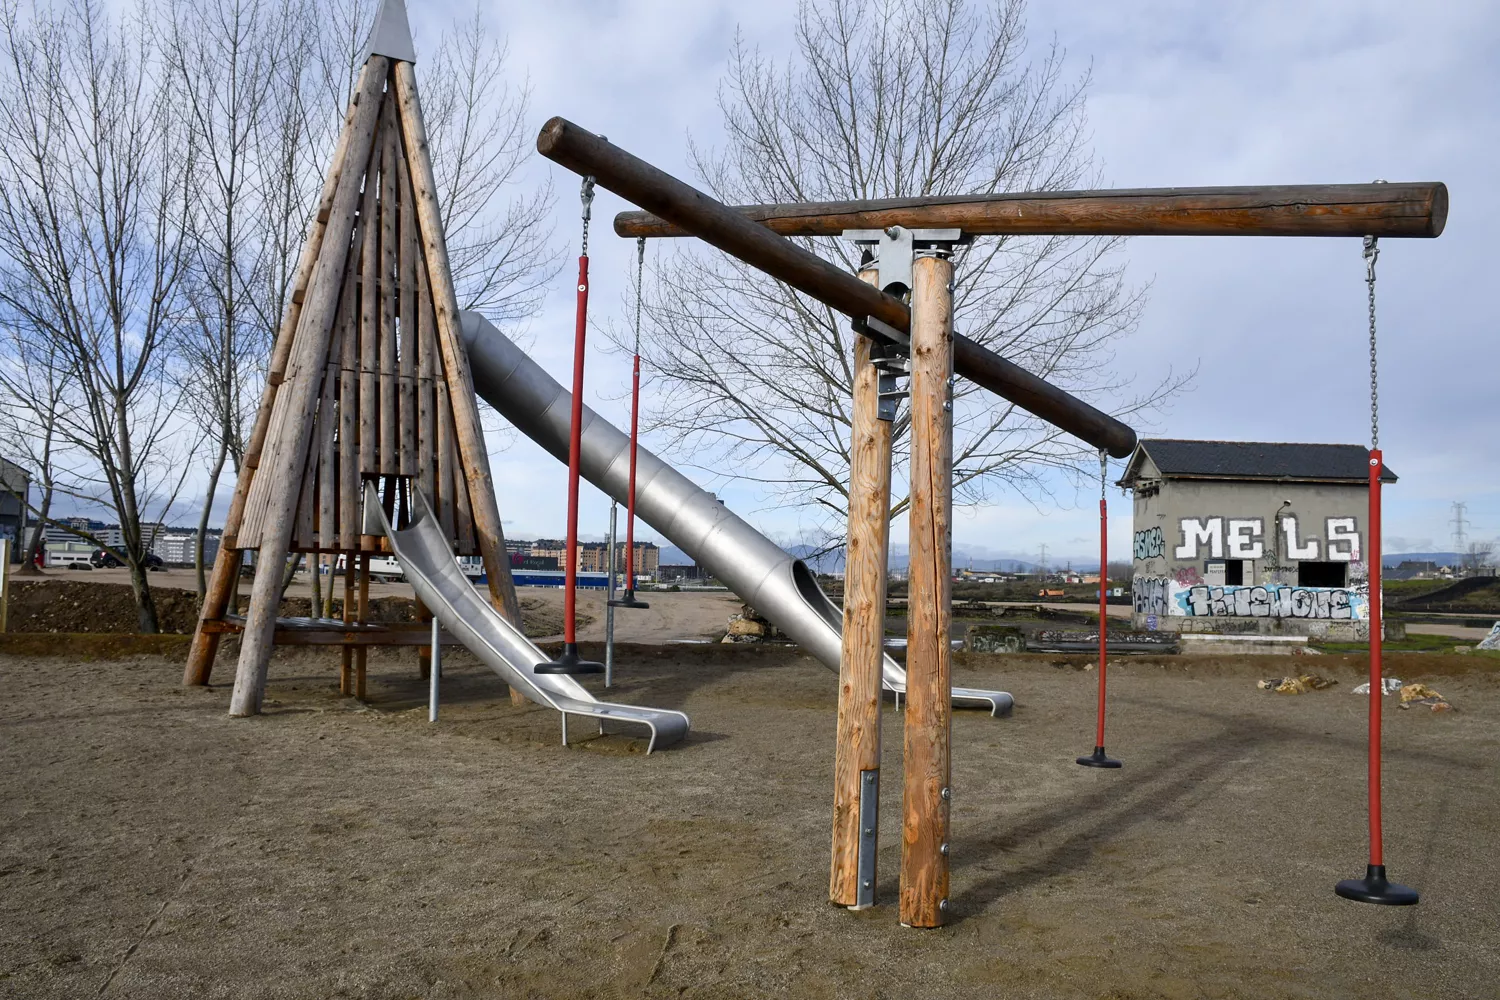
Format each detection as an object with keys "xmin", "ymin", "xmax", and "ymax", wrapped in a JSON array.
[{"xmin": 1121, "ymin": 439, "xmax": 1394, "ymax": 639}]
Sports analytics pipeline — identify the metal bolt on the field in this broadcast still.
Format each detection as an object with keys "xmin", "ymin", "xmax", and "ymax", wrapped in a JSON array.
[
  {"xmin": 863, "ymin": 880, "xmax": 872, "ymax": 888},
  {"xmin": 940, "ymin": 787, "xmax": 951, "ymax": 801},
  {"xmin": 942, "ymin": 401, "xmax": 952, "ymax": 412},
  {"xmin": 939, "ymin": 898, "xmax": 949, "ymax": 912},
  {"xmin": 940, "ymin": 843, "xmax": 949, "ymax": 855}
]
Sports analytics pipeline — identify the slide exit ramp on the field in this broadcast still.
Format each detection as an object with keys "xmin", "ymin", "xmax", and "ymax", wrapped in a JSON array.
[
  {"xmin": 460, "ymin": 313, "xmax": 1013, "ymax": 717},
  {"xmin": 370, "ymin": 484, "xmax": 690, "ymax": 753}
]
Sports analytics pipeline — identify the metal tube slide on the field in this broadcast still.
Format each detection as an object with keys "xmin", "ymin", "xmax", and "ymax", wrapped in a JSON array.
[
  {"xmin": 370, "ymin": 484, "xmax": 689, "ymax": 753},
  {"xmin": 460, "ymin": 313, "xmax": 1013, "ymax": 717}
]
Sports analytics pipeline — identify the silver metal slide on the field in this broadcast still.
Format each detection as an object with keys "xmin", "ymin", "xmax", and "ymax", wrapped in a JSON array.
[
  {"xmin": 370, "ymin": 484, "xmax": 690, "ymax": 753},
  {"xmin": 460, "ymin": 313, "xmax": 1014, "ymax": 717}
]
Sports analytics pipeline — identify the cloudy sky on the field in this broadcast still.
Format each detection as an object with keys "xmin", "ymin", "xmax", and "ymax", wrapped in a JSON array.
[{"xmin": 354, "ymin": 1, "xmax": 1500, "ymax": 563}]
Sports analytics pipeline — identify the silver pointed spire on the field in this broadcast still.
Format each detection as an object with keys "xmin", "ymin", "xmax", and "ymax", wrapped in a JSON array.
[{"xmin": 363, "ymin": 0, "xmax": 417, "ymax": 65}]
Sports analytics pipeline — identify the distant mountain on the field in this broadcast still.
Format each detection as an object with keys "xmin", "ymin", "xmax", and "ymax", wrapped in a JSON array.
[{"xmin": 1383, "ymin": 552, "xmax": 1464, "ymax": 567}]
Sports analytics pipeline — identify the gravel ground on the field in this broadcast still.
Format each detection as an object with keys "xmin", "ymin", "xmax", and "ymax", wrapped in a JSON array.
[{"xmin": 1, "ymin": 645, "xmax": 1496, "ymax": 999}]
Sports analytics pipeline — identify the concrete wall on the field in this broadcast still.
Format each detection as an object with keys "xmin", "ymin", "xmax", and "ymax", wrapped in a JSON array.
[{"xmin": 1130, "ymin": 472, "xmax": 1372, "ymax": 639}]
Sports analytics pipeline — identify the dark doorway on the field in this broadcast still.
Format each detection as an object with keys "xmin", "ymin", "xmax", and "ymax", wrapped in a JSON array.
[
  {"xmin": 1298, "ymin": 561, "xmax": 1347, "ymax": 587},
  {"xmin": 1224, "ymin": 560, "xmax": 1244, "ymax": 586}
]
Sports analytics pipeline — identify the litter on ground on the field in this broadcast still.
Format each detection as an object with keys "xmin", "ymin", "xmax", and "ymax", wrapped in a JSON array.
[{"xmin": 1351, "ymin": 678, "xmax": 1403, "ymax": 696}]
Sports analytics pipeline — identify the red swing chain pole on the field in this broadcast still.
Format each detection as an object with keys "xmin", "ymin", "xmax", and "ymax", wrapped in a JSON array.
[
  {"xmin": 609, "ymin": 239, "xmax": 651, "ymax": 612},
  {"xmin": 1366, "ymin": 447, "xmax": 1385, "ymax": 866},
  {"xmin": 624, "ymin": 238, "xmax": 644, "ymax": 596},
  {"xmin": 1335, "ymin": 231, "xmax": 1415, "ymax": 903},
  {"xmin": 1078, "ymin": 449, "xmax": 1121, "ymax": 768},
  {"xmin": 536, "ymin": 177, "xmax": 604, "ymax": 675}
]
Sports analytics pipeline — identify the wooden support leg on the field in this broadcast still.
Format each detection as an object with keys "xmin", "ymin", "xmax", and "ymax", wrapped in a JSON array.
[
  {"xmin": 356, "ymin": 552, "xmax": 370, "ymax": 700},
  {"xmin": 900, "ymin": 251, "xmax": 955, "ymax": 929},
  {"xmin": 831, "ymin": 265, "xmax": 894, "ymax": 909},
  {"xmin": 184, "ymin": 545, "xmax": 244, "ymax": 686},
  {"xmin": 415, "ymin": 595, "xmax": 432, "ymax": 679},
  {"xmin": 340, "ymin": 553, "xmax": 354, "ymax": 694}
]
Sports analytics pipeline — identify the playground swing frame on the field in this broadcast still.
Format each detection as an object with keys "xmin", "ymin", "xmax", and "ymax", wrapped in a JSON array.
[{"xmin": 534, "ymin": 115, "xmax": 1447, "ymax": 927}]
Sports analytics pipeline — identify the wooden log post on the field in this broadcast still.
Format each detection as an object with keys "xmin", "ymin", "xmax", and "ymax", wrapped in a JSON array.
[
  {"xmin": 830, "ymin": 264, "xmax": 894, "ymax": 909},
  {"xmin": 900, "ymin": 250, "xmax": 955, "ymax": 929},
  {"xmin": 355, "ymin": 552, "xmax": 370, "ymax": 700},
  {"xmin": 226, "ymin": 58, "xmax": 389, "ymax": 717},
  {"xmin": 614, "ymin": 182, "xmax": 1449, "ymax": 240},
  {"xmin": 393, "ymin": 62, "xmax": 522, "ymax": 630},
  {"xmin": 340, "ymin": 553, "xmax": 354, "ymax": 694}
]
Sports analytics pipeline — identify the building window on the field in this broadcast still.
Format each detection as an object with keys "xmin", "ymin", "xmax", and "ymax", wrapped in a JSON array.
[
  {"xmin": 1298, "ymin": 561, "xmax": 1347, "ymax": 588},
  {"xmin": 1224, "ymin": 560, "xmax": 1245, "ymax": 586}
]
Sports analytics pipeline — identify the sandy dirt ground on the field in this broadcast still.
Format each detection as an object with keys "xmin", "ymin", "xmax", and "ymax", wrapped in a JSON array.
[{"xmin": 1, "ymin": 641, "xmax": 1497, "ymax": 999}]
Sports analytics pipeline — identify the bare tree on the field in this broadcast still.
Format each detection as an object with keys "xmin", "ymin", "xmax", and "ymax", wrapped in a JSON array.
[
  {"xmin": 167, "ymin": 0, "xmax": 321, "ymax": 598},
  {"xmin": 630, "ymin": 0, "xmax": 1188, "ymax": 541},
  {"xmin": 0, "ymin": 323, "xmax": 67, "ymax": 573},
  {"xmin": 0, "ymin": 0, "xmax": 196, "ymax": 631},
  {"xmin": 314, "ymin": 0, "xmax": 557, "ymax": 320}
]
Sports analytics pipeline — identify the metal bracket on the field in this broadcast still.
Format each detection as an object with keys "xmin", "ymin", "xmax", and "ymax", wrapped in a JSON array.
[
  {"xmin": 855, "ymin": 768, "xmax": 879, "ymax": 909},
  {"xmin": 842, "ymin": 226, "xmax": 966, "ymax": 296}
]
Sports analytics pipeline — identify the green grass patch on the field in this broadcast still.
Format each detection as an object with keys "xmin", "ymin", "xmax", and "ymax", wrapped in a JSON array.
[{"xmin": 1312, "ymin": 632, "xmax": 1479, "ymax": 654}]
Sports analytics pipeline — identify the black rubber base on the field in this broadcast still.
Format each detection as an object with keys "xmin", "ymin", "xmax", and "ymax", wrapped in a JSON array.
[
  {"xmin": 535, "ymin": 642, "xmax": 604, "ymax": 675},
  {"xmin": 1076, "ymin": 746, "xmax": 1122, "ymax": 768},
  {"xmin": 1335, "ymin": 864, "xmax": 1419, "ymax": 905},
  {"xmin": 607, "ymin": 590, "xmax": 650, "ymax": 610}
]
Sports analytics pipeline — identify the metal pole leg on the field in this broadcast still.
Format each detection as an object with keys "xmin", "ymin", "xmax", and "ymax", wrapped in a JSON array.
[{"xmin": 428, "ymin": 616, "xmax": 440, "ymax": 722}]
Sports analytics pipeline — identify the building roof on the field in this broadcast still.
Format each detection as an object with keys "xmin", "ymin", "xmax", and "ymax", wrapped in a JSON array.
[{"xmin": 1120, "ymin": 439, "xmax": 1397, "ymax": 486}]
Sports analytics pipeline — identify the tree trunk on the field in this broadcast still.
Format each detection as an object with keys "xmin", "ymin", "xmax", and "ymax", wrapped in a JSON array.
[
  {"xmin": 196, "ymin": 439, "xmax": 229, "ymax": 600},
  {"xmin": 19, "ymin": 484, "xmax": 52, "ymax": 575},
  {"xmin": 279, "ymin": 552, "xmax": 303, "ymax": 604},
  {"xmin": 128, "ymin": 559, "xmax": 162, "ymax": 634}
]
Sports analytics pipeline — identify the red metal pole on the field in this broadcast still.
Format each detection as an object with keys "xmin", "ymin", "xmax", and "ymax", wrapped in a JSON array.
[
  {"xmin": 1096, "ymin": 496, "xmax": 1109, "ymax": 747},
  {"xmin": 1077, "ymin": 460, "xmax": 1121, "ymax": 768},
  {"xmin": 624, "ymin": 352, "xmax": 640, "ymax": 589},
  {"xmin": 1366, "ymin": 449, "xmax": 1384, "ymax": 865},
  {"xmin": 563, "ymin": 254, "xmax": 589, "ymax": 645}
]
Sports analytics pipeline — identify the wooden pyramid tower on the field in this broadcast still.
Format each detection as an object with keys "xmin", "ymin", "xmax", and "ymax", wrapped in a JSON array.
[{"xmin": 184, "ymin": 0, "xmax": 521, "ymax": 715}]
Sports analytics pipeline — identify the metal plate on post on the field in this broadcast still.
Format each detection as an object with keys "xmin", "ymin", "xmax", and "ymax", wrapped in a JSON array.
[{"xmin": 855, "ymin": 768, "xmax": 879, "ymax": 909}]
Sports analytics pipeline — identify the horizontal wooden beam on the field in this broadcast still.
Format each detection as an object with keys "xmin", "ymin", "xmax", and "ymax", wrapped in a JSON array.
[
  {"xmin": 536, "ymin": 117, "xmax": 1138, "ymax": 458},
  {"xmin": 615, "ymin": 182, "xmax": 1448, "ymax": 239},
  {"xmin": 202, "ymin": 619, "xmax": 462, "ymax": 647}
]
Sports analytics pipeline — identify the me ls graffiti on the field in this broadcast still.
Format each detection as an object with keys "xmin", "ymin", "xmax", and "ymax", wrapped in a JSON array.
[
  {"xmin": 1168, "ymin": 513, "xmax": 1363, "ymax": 563},
  {"xmin": 1134, "ymin": 527, "xmax": 1165, "ymax": 560},
  {"xmin": 1174, "ymin": 517, "xmax": 1223, "ymax": 559}
]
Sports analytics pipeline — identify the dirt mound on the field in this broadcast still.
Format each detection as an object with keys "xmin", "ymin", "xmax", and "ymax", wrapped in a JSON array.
[
  {"xmin": 9, "ymin": 580, "xmax": 202, "ymax": 634},
  {"xmin": 7, "ymin": 578, "xmax": 583, "ymax": 640}
]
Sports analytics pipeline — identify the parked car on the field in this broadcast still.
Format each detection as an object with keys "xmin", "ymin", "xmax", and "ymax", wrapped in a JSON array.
[{"xmin": 91, "ymin": 549, "xmax": 164, "ymax": 570}]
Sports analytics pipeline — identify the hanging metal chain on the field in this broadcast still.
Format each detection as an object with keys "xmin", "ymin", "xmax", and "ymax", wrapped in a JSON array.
[
  {"xmin": 1364, "ymin": 234, "xmax": 1379, "ymax": 449},
  {"xmin": 634, "ymin": 236, "xmax": 646, "ymax": 356},
  {"xmin": 1099, "ymin": 448, "xmax": 1108, "ymax": 499},
  {"xmin": 580, "ymin": 175, "xmax": 596, "ymax": 256}
]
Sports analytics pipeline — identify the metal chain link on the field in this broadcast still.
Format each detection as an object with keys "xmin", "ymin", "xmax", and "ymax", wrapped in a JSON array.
[
  {"xmin": 1099, "ymin": 448, "xmax": 1108, "ymax": 499},
  {"xmin": 1364, "ymin": 234, "xmax": 1379, "ymax": 449},
  {"xmin": 580, "ymin": 175, "xmax": 596, "ymax": 256},
  {"xmin": 634, "ymin": 237, "xmax": 646, "ymax": 356}
]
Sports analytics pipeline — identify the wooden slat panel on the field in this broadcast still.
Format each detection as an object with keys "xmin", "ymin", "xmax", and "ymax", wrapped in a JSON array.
[
  {"xmin": 378, "ymin": 103, "xmax": 399, "ymax": 477},
  {"xmin": 453, "ymin": 447, "xmax": 475, "ymax": 556},
  {"xmin": 358, "ymin": 96, "xmax": 383, "ymax": 485},
  {"xmin": 397, "ymin": 147, "xmax": 418, "ymax": 479},
  {"xmin": 338, "ymin": 211, "xmax": 361, "ymax": 551},
  {"xmin": 435, "ymin": 382, "xmax": 456, "ymax": 543},
  {"xmin": 416, "ymin": 248, "xmax": 436, "ymax": 506}
]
